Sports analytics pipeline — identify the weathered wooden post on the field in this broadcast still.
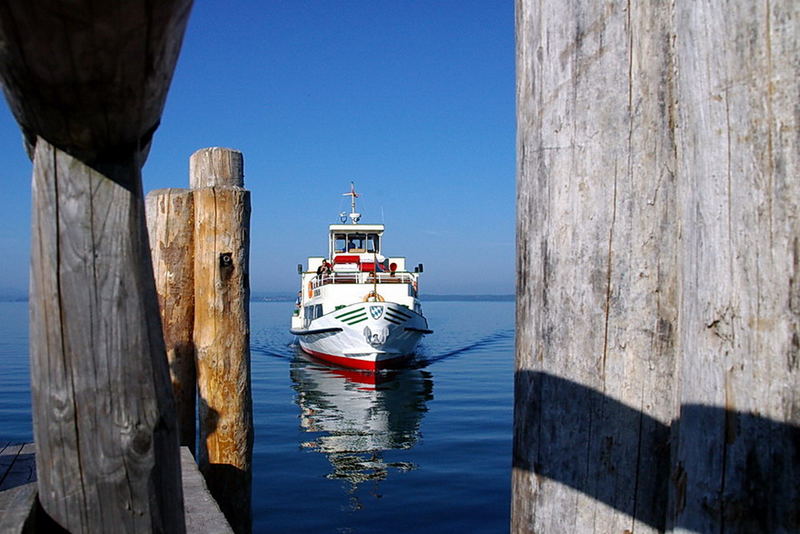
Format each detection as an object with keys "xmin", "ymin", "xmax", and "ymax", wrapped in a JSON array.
[
  {"xmin": 191, "ymin": 147, "xmax": 253, "ymax": 534},
  {"xmin": 669, "ymin": 2, "xmax": 800, "ymax": 532},
  {"xmin": 514, "ymin": 1, "xmax": 677, "ymax": 532},
  {"xmin": 0, "ymin": 2, "xmax": 192, "ymax": 532},
  {"xmin": 146, "ymin": 188, "xmax": 197, "ymax": 454},
  {"xmin": 514, "ymin": 0, "xmax": 799, "ymax": 532}
]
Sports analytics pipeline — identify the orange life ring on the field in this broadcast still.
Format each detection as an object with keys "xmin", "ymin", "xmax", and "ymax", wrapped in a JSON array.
[{"xmin": 308, "ymin": 282, "xmax": 313, "ymax": 299}]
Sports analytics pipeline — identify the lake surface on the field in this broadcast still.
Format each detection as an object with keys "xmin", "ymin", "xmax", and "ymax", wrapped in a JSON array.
[{"xmin": 0, "ymin": 300, "xmax": 515, "ymax": 533}]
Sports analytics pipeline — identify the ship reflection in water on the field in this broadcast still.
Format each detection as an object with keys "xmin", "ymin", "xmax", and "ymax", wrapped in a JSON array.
[{"xmin": 290, "ymin": 351, "xmax": 433, "ymax": 491}]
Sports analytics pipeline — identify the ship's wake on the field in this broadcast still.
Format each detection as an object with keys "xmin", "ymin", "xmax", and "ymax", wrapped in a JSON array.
[{"xmin": 411, "ymin": 328, "xmax": 514, "ymax": 368}]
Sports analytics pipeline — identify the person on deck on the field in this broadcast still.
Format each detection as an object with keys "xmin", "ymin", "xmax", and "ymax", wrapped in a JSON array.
[{"xmin": 317, "ymin": 260, "xmax": 332, "ymax": 278}]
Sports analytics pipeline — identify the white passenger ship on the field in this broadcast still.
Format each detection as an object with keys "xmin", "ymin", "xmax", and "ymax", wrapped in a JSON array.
[{"xmin": 290, "ymin": 184, "xmax": 431, "ymax": 370}]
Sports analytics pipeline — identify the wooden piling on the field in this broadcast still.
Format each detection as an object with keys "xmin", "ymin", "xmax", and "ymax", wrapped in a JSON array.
[
  {"xmin": 28, "ymin": 140, "xmax": 186, "ymax": 534},
  {"xmin": 669, "ymin": 3, "xmax": 800, "ymax": 531},
  {"xmin": 146, "ymin": 188, "xmax": 197, "ymax": 454},
  {"xmin": 514, "ymin": 2, "xmax": 676, "ymax": 532},
  {"xmin": 514, "ymin": 1, "xmax": 799, "ymax": 532},
  {"xmin": 0, "ymin": 2, "xmax": 192, "ymax": 532},
  {"xmin": 191, "ymin": 147, "xmax": 253, "ymax": 534}
]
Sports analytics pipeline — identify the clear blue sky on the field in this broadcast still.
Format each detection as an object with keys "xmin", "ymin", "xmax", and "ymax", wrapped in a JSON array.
[{"xmin": 0, "ymin": 1, "xmax": 514, "ymax": 296}]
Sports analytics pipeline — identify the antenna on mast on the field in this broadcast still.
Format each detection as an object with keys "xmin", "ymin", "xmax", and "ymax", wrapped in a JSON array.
[{"xmin": 340, "ymin": 181, "xmax": 361, "ymax": 224}]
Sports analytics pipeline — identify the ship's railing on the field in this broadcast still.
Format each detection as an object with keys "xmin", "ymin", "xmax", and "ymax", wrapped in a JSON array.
[{"xmin": 310, "ymin": 271, "xmax": 417, "ymax": 291}]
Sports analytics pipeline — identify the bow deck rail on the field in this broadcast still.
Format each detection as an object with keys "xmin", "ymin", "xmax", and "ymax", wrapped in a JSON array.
[{"xmin": 310, "ymin": 272, "xmax": 416, "ymax": 289}]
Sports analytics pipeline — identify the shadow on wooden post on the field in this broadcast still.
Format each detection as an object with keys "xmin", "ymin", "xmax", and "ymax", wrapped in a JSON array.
[
  {"xmin": 514, "ymin": 1, "xmax": 800, "ymax": 532},
  {"xmin": 146, "ymin": 188, "xmax": 198, "ymax": 455},
  {"xmin": 512, "ymin": 372, "xmax": 800, "ymax": 532},
  {"xmin": 0, "ymin": 1, "xmax": 193, "ymax": 532}
]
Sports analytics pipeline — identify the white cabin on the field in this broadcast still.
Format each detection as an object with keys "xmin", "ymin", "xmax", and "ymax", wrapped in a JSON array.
[{"xmin": 292, "ymin": 223, "xmax": 424, "ymax": 329}]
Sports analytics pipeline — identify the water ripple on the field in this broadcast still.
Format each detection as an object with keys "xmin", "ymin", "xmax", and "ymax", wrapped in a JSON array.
[
  {"xmin": 412, "ymin": 328, "xmax": 514, "ymax": 368},
  {"xmin": 251, "ymin": 341, "xmax": 295, "ymax": 361}
]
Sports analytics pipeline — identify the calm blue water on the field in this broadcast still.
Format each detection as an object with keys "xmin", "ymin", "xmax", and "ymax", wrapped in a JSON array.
[{"xmin": 0, "ymin": 300, "xmax": 514, "ymax": 533}]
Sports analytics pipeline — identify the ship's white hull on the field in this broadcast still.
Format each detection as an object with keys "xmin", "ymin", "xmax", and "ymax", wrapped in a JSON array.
[{"xmin": 291, "ymin": 302, "xmax": 430, "ymax": 370}]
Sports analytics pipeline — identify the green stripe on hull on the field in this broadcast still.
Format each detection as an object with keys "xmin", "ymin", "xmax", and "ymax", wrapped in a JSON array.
[
  {"xmin": 335, "ymin": 307, "xmax": 365, "ymax": 320},
  {"xmin": 339, "ymin": 310, "xmax": 368, "ymax": 325}
]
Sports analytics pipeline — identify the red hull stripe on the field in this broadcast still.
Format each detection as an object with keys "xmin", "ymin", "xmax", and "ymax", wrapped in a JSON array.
[{"xmin": 302, "ymin": 347, "xmax": 409, "ymax": 370}]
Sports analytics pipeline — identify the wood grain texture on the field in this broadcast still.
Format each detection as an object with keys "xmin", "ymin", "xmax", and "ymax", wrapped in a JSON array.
[
  {"xmin": 0, "ymin": 2, "xmax": 193, "ymax": 531},
  {"xmin": 0, "ymin": 443, "xmax": 37, "ymax": 490},
  {"xmin": 0, "ymin": 483, "xmax": 37, "ymax": 534},
  {"xmin": 192, "ymin": 148, "xmax": 252, "ymax": 534},
  {"xmin": 1, "ymin": 444, "xmax": 38, "ymax": 533},
  {"xmin": 671, "ymin": 2, "xmax": 800, "ymax": 531},
  {"xmin": 0, "ymin": 0, "xmax": 192, "ymax": 166},
  {"xmin": 189, "ymin": 148, "xmax": 244, "ymax": 189},
  {"xmin": 180, "ymin": 447, "xmax": 234, "ymax": 534},
  {"xmin": 515, "ymin": 1, "xmax": 799, "ymax": 532},
  {"xmin": 146, "ymin": 188, "xmax": 197, "ymax": 454},
  {"xmin": 514, "ymin": 1, "xmax": 676, "ymax": 532},
  {"xmin": 0, "ymin": 445, "xmax": 234, "ymax": 534},
  {"xmin": 29, "ymin": 139, "xmax": 184, "ymax": 533}
]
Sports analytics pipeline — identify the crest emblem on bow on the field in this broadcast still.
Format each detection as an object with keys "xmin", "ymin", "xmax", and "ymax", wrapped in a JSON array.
[{"xmin": 369, "ymin": 306, "xmax": 384, "ymax": 320}]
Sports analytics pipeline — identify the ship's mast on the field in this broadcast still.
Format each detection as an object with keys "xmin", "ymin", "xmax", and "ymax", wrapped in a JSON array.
[{"xmin": 341, "ymin": 181, "xmax": 361, "ymax": 224}]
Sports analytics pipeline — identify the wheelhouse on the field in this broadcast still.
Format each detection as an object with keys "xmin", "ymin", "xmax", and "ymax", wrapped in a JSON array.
[{"xmin": 329, "ymin": 224, "xmax": 384, "ymax": 258}]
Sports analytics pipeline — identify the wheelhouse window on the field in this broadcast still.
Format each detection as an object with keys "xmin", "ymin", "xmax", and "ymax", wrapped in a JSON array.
[
  {"xmin": 334, "ymin": 234, "xmax": 346, "ymax": 253},
  {"xmin": 366, "ymin": 233, "xmax": 380, "ymax": 253},
  {"xmin": 333, "ymin": 231, "xmax": 381, "ymax": 254},
  {"xmin": 347, "ymin": 233, "xmax": 367, "ymax": 253}
]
